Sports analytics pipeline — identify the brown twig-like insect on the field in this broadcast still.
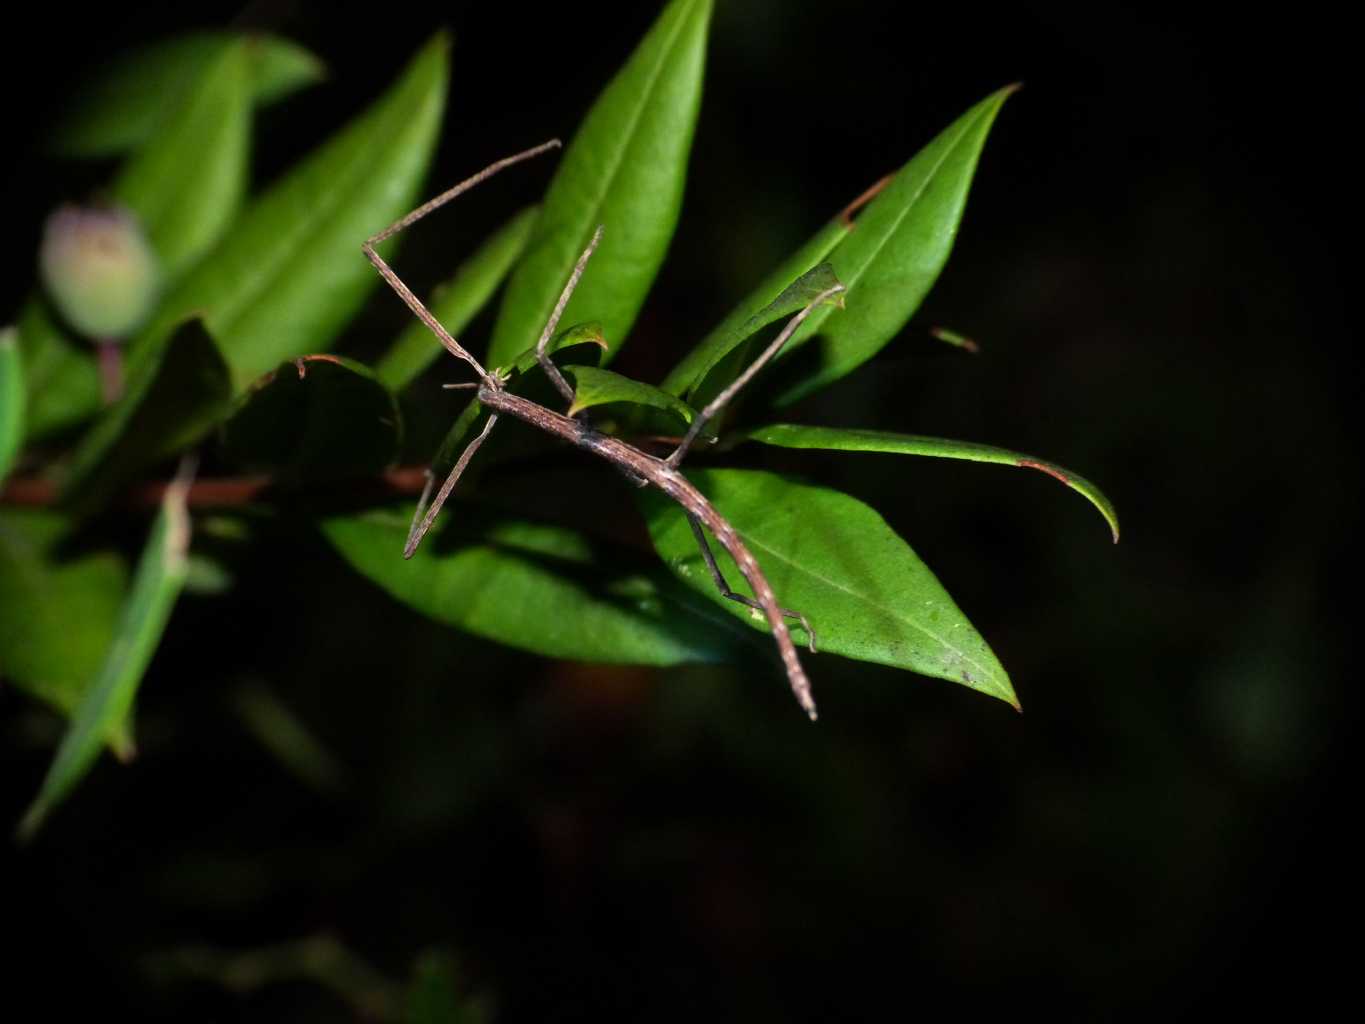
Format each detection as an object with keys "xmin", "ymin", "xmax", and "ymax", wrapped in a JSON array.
[{"xmin": 362, "ymin": 141, "xmax": 844, "ymax": 720}]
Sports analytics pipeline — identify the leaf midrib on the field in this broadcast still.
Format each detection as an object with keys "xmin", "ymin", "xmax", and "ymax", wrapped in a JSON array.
[{"xmin": 731, "ymin": 513, "xmax": 1002, "ymax": 686}]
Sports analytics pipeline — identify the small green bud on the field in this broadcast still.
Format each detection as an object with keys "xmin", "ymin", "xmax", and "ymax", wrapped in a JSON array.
[{"xmin": 39, "ymin": 204, "xmax": 160, "ymax": 340}]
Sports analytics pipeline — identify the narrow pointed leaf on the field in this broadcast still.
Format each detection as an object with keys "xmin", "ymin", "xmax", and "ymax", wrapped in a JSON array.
[
  {"xmin": 660, "ymin": 221, "xmax": 849, "ymax": 399},
  {"xmin": 50, "ymin": 31, "xmax": 325, "ymax": 158},
  {"xmin": 488, "ymin": 0, "xmax": 712, "ymax": 368},
  {"xmin": 566, "ymin": 365, "xmax": 697, "ymax": 425},
  {"xmin": 0, "ymin": 510, "xmax": 128, "ymax": 725},
  {"xmin": 0, "ymin": 328, "xmax": 23, "ymax": 483},
  {"xmin": 222, "ymin": 355, "xmax": 402, "ymax": 482},
  {"xmin": 17, "ymin": 475, "xmax": 192, "ymax": 841},
  {"xmin": 60, "ymin": 319, "xmax": 232, "ymax": 510},
  {"xmin": 771, "ymin": 86, "xmax": 1016, "ymax": 405},
  {"xmin": 14, "ymin": 299, "xmax": 100, "ymax": 440},
  {"xmin": 639, "ymin": 468, "xmax": 1017, "ymax": 707},
  {"xmin": 322, "ymin": 505, "xmax": 738, "ymax": 666},
  {"xmin": 112, "ymin": 40, "xmax": 252, "ymax": 280},
  {"xmin": 507, "ymin": 322, "xmax": 608, "ymax": 374},
  {"xmin": 376, "ymin": 206, "xmax": 539, "ymax": 391},
  {"xmin": 743, "ymin": 424, "xmax": 1118, "ymax": 541},
  {"xmin": 125, "ymin": 34, "xmax": 448, "ymax": 390}
]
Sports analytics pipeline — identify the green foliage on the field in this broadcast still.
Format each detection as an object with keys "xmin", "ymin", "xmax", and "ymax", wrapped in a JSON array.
[
  {"xmin": 50, "ymin": 30, "xmax": 324, "ymax": 158},
  {"xmin": 770, "ymin": 86, "xmax": 1018, "ymax": 405},
  {"xmin": 61, "ymin": 319, "xmax": 233, "ymax": 512},
  {"xmin": 17, "ymin": 477, "xmax": 191, "ymax": 840},
  {"xmin": 2, "ymin": 9, "xmax": 1115, "ymax": 839},
  {"xmin": 741, "ymin": 423, "xmax": 1120, "ymax": 542},
  {"xmin": 488, "ymin": 0, "xmax": 712, "ymax": 368},
  {"xmin": 223, "ymin": 356, "xmax": 402, "ymax": 483},
  {"xmin": 322, "ymin": 507, "xmax": 740, "ymax": 666},
  {"xmin": 0, "ymin": 328, "xmax": 22, "ymax": 483},
  {"xmin": 0, "ymin": 509, "xmax": 130, "ymax": 722},
  {"xmin": 640, "ymin": 469, "xmax": 1017, "ymax": 707}
]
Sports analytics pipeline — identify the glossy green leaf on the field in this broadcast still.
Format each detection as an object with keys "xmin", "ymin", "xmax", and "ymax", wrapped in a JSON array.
[
  {"xmin": 112, "ymin": 40, "xmax": 251, "ymax": 280},
  {"xmin": 771, "ymin": 86, "xmax": 1016, "ymax": 406},
  {"xmin": 14, "ymin": 299, "xmax": 100, "ymax": 440},
  {"xmin": 17, "ymin": 476, "xmax": 191, "ymax": 841},
  {"xmin": 640, "ymin": 468, "xmax": 1017, "ymax": 707},
  {"xmin": 565, "ymin": 365, "xmax": 696, "ymax": 425},
  {"xmin": 660, "ymin": 225, "xmax": 850, "ymax": 399},
  {"xmin": 376, "ymin": 206, "xmax": 539, "ymax": 391},
  {"xmin": 0, "ymin": 328, "xmax": 22, "ymax": 483},
  {"xmin": 742, "ymin": 423, "xmax": 1119, "ymax": 542},
  {"xmin": 222, "ymin": 355, "xmax": 402, "ymax": 482},
  {"xmin": 506, "ymin": 322, "xmax": 609, "ymax": 375},
  {"xmin": 60, "ymin": 319, "xmax": 232, "ymax": 511},
  {"xmin": 322, "ymin": 504, "xmax": 739, "ymax": 667},
  {"xmin": 125, "ymin": 33, "xmax": 448, "ymax": 389},
  {"xmin": 50, "ymin": 31, "xmax": 325, "ymax": 158},
  {"xmin": 488, "ymin": 0, "xmax": 712, "ymax": 368},
  {"xmin": 0, "ymin": 509, "xmax": 128, "ymax": 723}
]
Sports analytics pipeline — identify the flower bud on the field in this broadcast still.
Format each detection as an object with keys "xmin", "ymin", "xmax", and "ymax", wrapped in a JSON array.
[{"xmin": 39, "ymin": 204, "xmax": 160, "ymax": 340}]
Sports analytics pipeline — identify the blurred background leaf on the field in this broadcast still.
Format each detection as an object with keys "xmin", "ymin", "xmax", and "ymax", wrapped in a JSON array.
[
  {"xmin": 111, "ymin": 39, "xmax": 252, "ymax": 281},
  {"xmin": 222, "ymin": 355, "xmax": 401, "ymax": 483},
  {"xmin": 18, "ymin": 472, "xmax": 191, "ymax": 840},
  {"xmin": 0, "ymin": 328, "xmax": 22, "ymax": 483},
  {"xmin": 49, "ymin": 30, "xmax": 324, "ymax": 158}
]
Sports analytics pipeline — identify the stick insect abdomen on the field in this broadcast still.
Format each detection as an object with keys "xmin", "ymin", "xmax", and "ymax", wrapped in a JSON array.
[{"xmin": 477, "ymin": 385, "xmax": 817, "ymax": 720}]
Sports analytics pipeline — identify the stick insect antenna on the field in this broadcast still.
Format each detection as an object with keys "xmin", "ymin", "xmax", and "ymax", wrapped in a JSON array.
[
  {"xmin": 362, "ymin": 139, "xmax": 562, "ymax": 383},
  {"xmin": 667, "ymin": 283, "xmax": 846, "ymax": 468}
]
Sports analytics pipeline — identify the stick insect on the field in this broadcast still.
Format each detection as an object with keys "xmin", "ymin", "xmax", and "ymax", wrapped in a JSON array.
[{"xmin": 362, "ymin": 140, "xmax": 844, "ymax": 720}]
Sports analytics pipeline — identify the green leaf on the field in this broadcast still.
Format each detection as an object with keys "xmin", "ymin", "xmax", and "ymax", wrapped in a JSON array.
[
  {"xmin": 565, "ymin": 365, "xmax": 696, "ymax": 426},
  {"xmin": 660, "ymin": 225, "xmax": 850, "ymax": 399},
  {"xmin": 741, "ymin": 423, "xmax": 1120, "ymax": 542},
  {"xmin": 0, "ymin": 328, "xmax": 23, "ymax": 483},
  {"xmin": 60, "ymin": 319, "xmax": 232, "ymax": 511},
  {"xmin": 125, "ymin": 33, "xmax": 448, "ymax": 390},
  {"xmin": 639, "ymin": 468, "xmax": 1017, "ymax": 707},
  {"xmin": 322, "ymin": 504, "xmax": 738, "ymax": 667},
  {"xmin": 50, "ymin": 31, "xmax": 325, "ymax": 158},
  {"xmin": 771, "ymin": 86, "xmax": 1016, "ymax": 405},
  {"xmin": 112, "ymin": 39, "xmax": 252, "ymax": 281},
  {"xmin": 507, "ymin": 322, "xmax": 608, "ymax": 375},
  {"xmin": 17, "ymin": 475, "xmax": 192, "ymax": 841},
  {"xmin": 14, "ymin": 299, "xmax": 100, "ymax": 440},
  {"xmin": 376, "ymin": 206, "xmax": 539, "ymax": 391},
  {"xmin": 222, "ymin": 355, "xmax": 402, "ymax": 482},
  {"xmin": 406, "ymin": 951, "xmax": 489, "ymax": 1024},
  {"xmin": 0, "ymin": 509, "xmax": 129, "ymax": 723},
  {"xmin": 488, "ymin": 0, "xmax": 713, "ymax": 368}
]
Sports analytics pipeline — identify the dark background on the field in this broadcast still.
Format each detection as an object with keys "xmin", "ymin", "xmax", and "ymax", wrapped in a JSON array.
[{"xmin": 4, "ymin": 1, "xmax": 1355, "ymax": 1019}]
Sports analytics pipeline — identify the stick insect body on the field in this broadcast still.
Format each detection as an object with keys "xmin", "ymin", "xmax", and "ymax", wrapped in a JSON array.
[{"xmin": 362, "ymin": 141, "xmax": 843, "ymax": 720}]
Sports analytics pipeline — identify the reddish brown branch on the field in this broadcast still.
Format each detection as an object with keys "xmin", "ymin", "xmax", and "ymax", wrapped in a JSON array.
[{"xmin": 0, "ymin": 467, "xmax": 433, "ymax": 509}]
